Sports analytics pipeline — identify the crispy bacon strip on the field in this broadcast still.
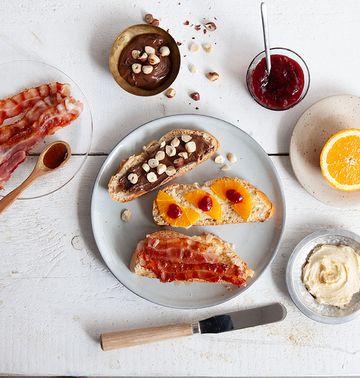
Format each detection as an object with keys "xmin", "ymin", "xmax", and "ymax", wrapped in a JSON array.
[
  {"xmin": 0, "ymin": 97, "xmax": 82, "ymax": 187},
  {"xmin": 0, "ymin": 94, "xmax": 64, "ymax": 144},
  {"xmin": 138, "ymin": 236, "xmax": 248, "ymax": 286},
  {"xmin": 0, "ymin": 82, "xmax": 70, "ymax": 126}
]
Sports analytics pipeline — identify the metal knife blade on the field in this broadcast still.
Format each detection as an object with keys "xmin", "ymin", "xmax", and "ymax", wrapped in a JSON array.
[{"xmin": 197, "ymin": 303, "xmax": 286, "ymax": 334}]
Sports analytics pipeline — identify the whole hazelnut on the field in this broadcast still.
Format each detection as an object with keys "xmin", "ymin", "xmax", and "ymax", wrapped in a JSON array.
[
  {"xmin": 206, "ymin": 72, "xmax": 220, "ymax": 81},
  {"xmin": 151, "ymin": 19, "xmax": 160, "ymax": 26},
  {"xmin": 144, "ymin": 13, "xmax": 154, "ymax": 24},
  {"xmin": 204, "ymin": 22, "xmax": 217, "ymax": 31},
  {"xmin": 190, "ymin": 92, "xmax": 200, "ymax": 101}
]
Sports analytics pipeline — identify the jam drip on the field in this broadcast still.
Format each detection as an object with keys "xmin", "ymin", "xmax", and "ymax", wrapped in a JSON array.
[{"xmin": 138, "ymin": 236, "xmax": 247, "ymax": 286}]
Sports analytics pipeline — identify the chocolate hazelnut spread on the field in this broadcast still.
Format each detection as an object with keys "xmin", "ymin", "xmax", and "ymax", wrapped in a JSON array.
[
  {"xmin": 118, "ymin": 135, "xmax": 213, "ymax": 193},
  {"xmin": 119, "ymin": 33, "xmax": 172, "ymax": 90}
]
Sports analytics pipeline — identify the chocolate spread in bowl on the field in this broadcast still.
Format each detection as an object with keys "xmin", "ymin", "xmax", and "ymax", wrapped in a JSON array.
[
  {"xmin": 118, "ymin": 33, "xmax": 172, "ymax": 90},
  {"xmin": 117, "ymin": 135, "xmax": 213, "ymax": 193}
]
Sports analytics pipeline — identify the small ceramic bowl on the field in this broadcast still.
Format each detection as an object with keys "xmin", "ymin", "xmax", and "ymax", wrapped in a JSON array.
[
  {"xmin": 109, "ymin": 24, "xmax": 180, "ymax": 96},
  {"xmin": 246, "ymin": 47, "xmax": 310, "ymax": 111},
  {"xmin": 286, "ymin": 229, "xmax": 360, "ymax": 324}
]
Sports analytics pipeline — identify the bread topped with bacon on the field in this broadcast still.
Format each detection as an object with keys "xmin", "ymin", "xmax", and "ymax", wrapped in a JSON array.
[
  {"xmin": 108, "ymin": 129, "xmax": 219, "ymax": 202},
  {"xmin": 152, "ymin": 177, "xmax": 274, "ymax": 228},
  {"xmin": 130, "ymin": 230, "xmax": 254, "ymax": 286}
]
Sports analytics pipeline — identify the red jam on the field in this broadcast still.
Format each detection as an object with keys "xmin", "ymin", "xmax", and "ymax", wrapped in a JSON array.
[
  {"xmin": 198, "ymin": 195, "xmax": 213, "ymax": 212},
  {"xmin": 226, "ymin": 189, "xmax": 243, "ymax": 204},
  {"xmin": 167, "ymin": 203, "xmax": 182, "ymax": 219},
  {"xmin": 249, "ymin": 54, "xmax": 305, "ymax": 110}
]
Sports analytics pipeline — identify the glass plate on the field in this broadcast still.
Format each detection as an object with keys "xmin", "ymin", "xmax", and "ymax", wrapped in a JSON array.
[{"xmin": 0, "ymin": 60, "xmax": 93, "ymax": 199}]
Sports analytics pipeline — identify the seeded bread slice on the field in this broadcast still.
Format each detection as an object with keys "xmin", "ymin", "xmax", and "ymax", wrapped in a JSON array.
[
  {"xmin": 108, "ymin": 129, "xmax": 219, "ymax": 202},
  {"xmin": 152, "ymin": 177, "xmax": 274, "ymax": 226},
  {"xmin": 130, "ymin": 230, "xmax": 254, "ymax": 284}
]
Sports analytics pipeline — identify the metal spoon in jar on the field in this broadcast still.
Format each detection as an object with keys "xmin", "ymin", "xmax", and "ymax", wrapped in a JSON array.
[
  {"xmin": 0, "ymin": 141, "xmax": 71, "ymax": 214},
  {"xmin": 260, "ymin": 2, "xmax": 271, "ymax": 75}
]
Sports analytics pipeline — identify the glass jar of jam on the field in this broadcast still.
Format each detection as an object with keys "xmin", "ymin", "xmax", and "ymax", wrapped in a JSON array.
[{"xmin": 246, "ymin": 47, "xmax": 310, "ymax": 111}]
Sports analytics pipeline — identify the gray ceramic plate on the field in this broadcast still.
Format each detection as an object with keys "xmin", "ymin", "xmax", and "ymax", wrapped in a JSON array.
[
  {"xmin": 91, "ymin": 114, "xmax": 285, "ymax": 309},
  {"xmin": 286, "ymin": 229, "xmax": 360, "ymax": 324}
]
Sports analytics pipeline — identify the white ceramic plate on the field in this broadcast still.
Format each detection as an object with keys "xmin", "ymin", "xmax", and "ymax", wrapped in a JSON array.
[
  {"xmin": 0, "ymin": 60, "xmax": 93, "ymax": 199},
  {"xmin": 91, "ymin": 115, "xmax": 285, "ymax": 309},
  {"xmin": 290, "ymin": 95, "xmax": 360, "ymax": 208}
]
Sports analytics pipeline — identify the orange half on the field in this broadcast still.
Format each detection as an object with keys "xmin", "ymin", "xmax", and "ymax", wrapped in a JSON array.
[
  {"xmin": 184, "ymin": 190, "xmax": 222, "ymax": 221},
  {"xmin": 210, "ymin": 178, "xmax": 252, "ymax": 221},
  {"xmin": 156, "ymin": 190, "xmax": 200, "ymax": 228},
  {"xmin": 320, "ymin": 128, "xmax": 360, "ymax": 192}
]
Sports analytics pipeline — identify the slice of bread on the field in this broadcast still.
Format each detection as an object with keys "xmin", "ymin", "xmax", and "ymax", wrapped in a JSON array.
[
  {"xmin": 130, "ymin": 230, "xmax": 254, "ymax": 285},
  {"xmin": 108, "ymin": 129, "xmax": 219, "ymax": 202},
  {"xmin": 153, "ymin": 177, "xmax": 274, "ymax": 226}
]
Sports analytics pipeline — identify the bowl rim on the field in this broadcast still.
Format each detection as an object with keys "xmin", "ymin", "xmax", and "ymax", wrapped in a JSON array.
[
  {"xmin": 246, "ymin": 47, "xmax": 311, "ymax": 111},
  {"xmin": 108, "ymin": 24, "xmax": 181, "ymax": 97},
  {"xmin": 286, "ymin": 228, "xmax": 360, "ymax": 324}
]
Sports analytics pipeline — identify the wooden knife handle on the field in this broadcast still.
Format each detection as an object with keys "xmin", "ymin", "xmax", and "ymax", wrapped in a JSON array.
[{"xmin": 100, "ymin": 323, "xmax": 193, "ymax": 351}]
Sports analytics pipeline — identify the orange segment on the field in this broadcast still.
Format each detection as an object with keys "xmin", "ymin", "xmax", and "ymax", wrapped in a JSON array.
[
  {"xmin": 320, "ymin": 128, "xmax": 360, "ymax": 192},
  {"xmin": 211, "ymin": 178, "xmax": 252, "ymax": 221},
  {"xmin": 184, "ymin": 190, "xmax": 222, "ymax": 221},
  {"xmin": 155, "ymin": 190, "xmax": 200, "ymax": 228}
]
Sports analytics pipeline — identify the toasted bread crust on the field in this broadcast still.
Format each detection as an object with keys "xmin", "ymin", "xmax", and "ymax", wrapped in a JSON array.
[
  {"xmin": 131, "ymin": 230, "xmax": 254, "ymax": 284},
  {"xmin": 108, "ymin": 129, "xmax": 219, "ymax": 202},
  {"xmin": 152, "ymin": 177, "xmax": 274, "ymax": 227}
]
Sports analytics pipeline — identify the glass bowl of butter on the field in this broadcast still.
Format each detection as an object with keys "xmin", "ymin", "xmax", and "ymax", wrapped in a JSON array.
[{"xmin": 286, "ymin": 229, "xmax": 360, "ymax": 324}]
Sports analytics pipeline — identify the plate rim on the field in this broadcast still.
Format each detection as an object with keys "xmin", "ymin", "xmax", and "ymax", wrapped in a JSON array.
[
  {"xmin": 0, "ymin": 59, "xmax": 94, "ymax": 200},
  {"xmin": 90, "ymin": 113, "xmax": 286, "ymax": 309},
  {"xmin": 289, "ymin": 94, "xmax": 360, "ymax": 208}
]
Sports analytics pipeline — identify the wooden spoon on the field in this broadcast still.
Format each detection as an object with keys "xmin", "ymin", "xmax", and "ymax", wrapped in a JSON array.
[{"xmin": 0, "ymin": 141, "xmax": 71, "ymax": 214}]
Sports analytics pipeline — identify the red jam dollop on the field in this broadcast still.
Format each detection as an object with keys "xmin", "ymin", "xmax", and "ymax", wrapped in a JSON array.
[
  {"xmin": 226, "ymin": 189, "xmax": 243, "ymax": 204},
  {"xmin": 167, "ymin": 203, "xmax": 182, "ymax": 219},
  {"xmin": 198, "ymin": 195, "xmax": 213, "ymax": 212},
  {"xmin": 249, "ymin": 54, "xmax": 305, "ymax": 110}
]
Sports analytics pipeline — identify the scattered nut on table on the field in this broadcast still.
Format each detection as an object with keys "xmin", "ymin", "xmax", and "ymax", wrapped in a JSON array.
[
  {"xmin": 121, "ymin": 209, "xmax": 132, "ymax": 222},
  {"xmin": 159, "ymin": 46, "xmax": 170, "ymax": 56},
  {"xmin": 165, "ymin": 88, "xmax": 176, "ymax": 98},
  {"xmin": 221, "ymin": 164, "xmax": 231, "ymax": 171},
  {"xmin": 204, "ymin": 22, "xmax": 217, "ymax": 31},
  {"xmin": 188, "ymin": 64, "xmax": 197, "ymax": 73},
  {"xmin": 190, "ymin": 92, "xmax": 200, "ymax": 101},
  {"xmin": 144, "ymin": 13, "xmax": 154, "ymax": 24},
  {"xmin": 189, "ymin": 42, "xmax": 200, "ymax": 52},
  {"xmin": 202, "ymin": 43, "xmax": 213, "ymax": 53},
  {"xmin": 227, "ymin": 152, "xmax": 237, "ymax": 163},
  {"xmin": 151, "ymin": 19, "xmax": 160, "ymax": 26},
  {"xmin": 206, "ymin": 72, "xmax": 220, "ymax": 81},
  {"xmin": 214, "ymin": 155, "xmax": 225, "ymax": 164}
]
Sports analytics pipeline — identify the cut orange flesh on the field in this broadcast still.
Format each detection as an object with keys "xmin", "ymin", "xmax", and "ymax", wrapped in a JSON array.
[
  {"xmin": 320, "ymin": 128, "xmax": 360, "ymax": 192},
  {"xmin": 156, "ymin": 190, "xmax": 200, "ymax": 228},
  {"xmin": 211, "ymin": 178, "xmax": 252, "ymax": 221},
  {"xmin": 184, "ymin": 190, "xmax": 222, "ymax": 221}
]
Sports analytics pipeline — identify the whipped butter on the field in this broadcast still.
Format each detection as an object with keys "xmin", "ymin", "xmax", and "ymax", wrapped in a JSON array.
[{"xmin": 302, "ymin": 244, "xmax": 360, "ymax": 307}]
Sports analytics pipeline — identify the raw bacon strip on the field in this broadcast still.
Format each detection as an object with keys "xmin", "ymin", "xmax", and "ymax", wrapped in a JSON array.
[
  {"xmin": 0, "ymin": 94, "xmax": 64, "ymax": 144},
  {"xmin": 138, "ymin": 235, "xmax": 248, "ymax": 286},
  {"xmin": 0, "ymin": 82, "xmax": 70, "ymax": 125},
  {"xmin": 0, "ymin": 97, "xmax": 82, "ymax": 187}
]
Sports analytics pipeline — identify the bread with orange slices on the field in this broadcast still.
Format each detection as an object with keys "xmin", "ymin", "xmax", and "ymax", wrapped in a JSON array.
[
  {"xmin": 153, "ymin": 177, "xmax": 274, "ymax": 228},
  {"xmin": 108, "ymin": 129, "xmax": 219, "ymax": 202}
]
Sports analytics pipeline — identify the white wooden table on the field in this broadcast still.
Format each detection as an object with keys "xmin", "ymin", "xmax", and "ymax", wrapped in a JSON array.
[{"xmin": 1, "ymin": 0, "xmax": 360, "ymax": 376}]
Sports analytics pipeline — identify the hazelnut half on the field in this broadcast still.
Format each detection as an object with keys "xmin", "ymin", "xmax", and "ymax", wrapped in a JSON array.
[
  {"xmin": 165, "ymin": 88, "xmax": 176, "ymax": 98},
  {"xmin": 204, "ymin": 22, "xmax": 217, "ymax": 31},
  {"xmin": 206, "ymin": 72, "xmax": 219, "ymax": 81}
]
